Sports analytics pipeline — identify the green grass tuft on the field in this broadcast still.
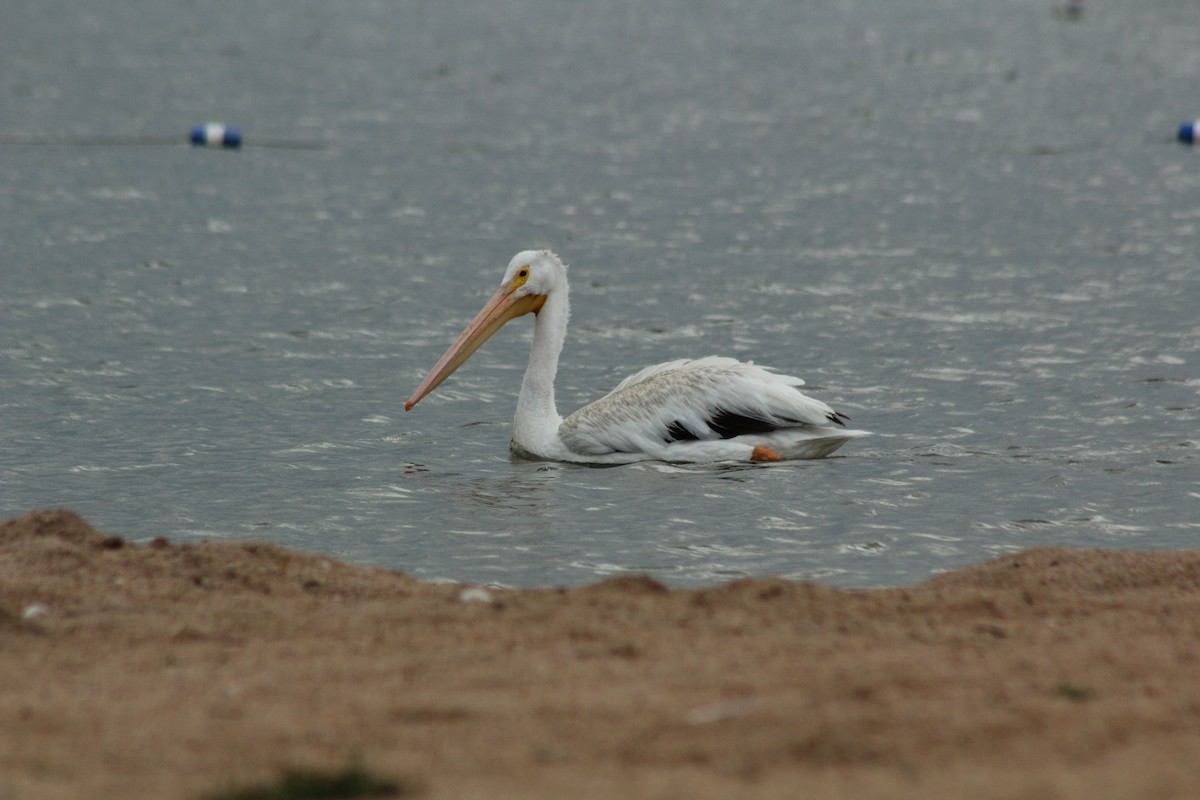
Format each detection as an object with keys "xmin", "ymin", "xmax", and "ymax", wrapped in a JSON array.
[
  {"xmin": 1055, "ymin": 681, "xmax": 1095, "ymax": 702},
  {"xmin": 208, "ymin": 764, "xmax": 417, "ymax": 800}
]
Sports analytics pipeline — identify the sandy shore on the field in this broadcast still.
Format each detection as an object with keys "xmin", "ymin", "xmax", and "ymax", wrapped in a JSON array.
[{"xmin": 3, "ymin": 509, "xmax": 1200, "ymax": 799}]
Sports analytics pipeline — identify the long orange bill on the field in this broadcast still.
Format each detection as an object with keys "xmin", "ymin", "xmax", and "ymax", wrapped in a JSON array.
[{"xmin": 405, "ymin": 287, "xmax": 545, "ymax": 411}]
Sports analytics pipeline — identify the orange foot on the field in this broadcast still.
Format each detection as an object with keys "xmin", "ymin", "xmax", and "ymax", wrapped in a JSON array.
[{"xmin": 750, "ymin": 445, "xmax": 783, "ymax": 462}]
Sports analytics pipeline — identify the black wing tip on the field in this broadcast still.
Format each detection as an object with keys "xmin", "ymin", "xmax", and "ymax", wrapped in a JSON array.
[
  {"xmin": 665, "ymin": 420, "xmax": 702, "ymax": 442},
  {"xmin": 667, "ymin": 409, "xmax": 851, "ymax": 444},
  {"xmin": 709, "ymin": 410, "xmax": 779, "ymax": 439}
]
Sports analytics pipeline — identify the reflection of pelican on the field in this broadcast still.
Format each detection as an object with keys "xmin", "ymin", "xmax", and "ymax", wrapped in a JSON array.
[{"xmin": 406, "ymin": 250, "xmax": 868, "ymax": 463}]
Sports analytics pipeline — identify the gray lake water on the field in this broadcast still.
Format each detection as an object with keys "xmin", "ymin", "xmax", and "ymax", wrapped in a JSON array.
[{"xmin": 2, "ymin": 0, "xmax": 1198, "ymax": 587}]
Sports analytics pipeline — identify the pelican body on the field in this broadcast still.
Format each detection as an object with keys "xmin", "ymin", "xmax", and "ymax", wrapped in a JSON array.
[{"xmin": 405, "ymin": 250, "xmax": 867, "ymax": 464}]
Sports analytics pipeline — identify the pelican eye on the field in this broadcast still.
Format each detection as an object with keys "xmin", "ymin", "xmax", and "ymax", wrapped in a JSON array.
[{"xmin": 510, "ymin": 266, "xmax": 531, "ymax": 290}]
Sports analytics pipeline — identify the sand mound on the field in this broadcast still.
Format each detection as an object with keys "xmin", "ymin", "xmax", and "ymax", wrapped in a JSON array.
[{"xmin": 3, "ymin": 509, "xmax": 1200, "ymax": 799}]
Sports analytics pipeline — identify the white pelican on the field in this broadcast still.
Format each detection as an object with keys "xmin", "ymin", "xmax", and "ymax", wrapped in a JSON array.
[{"xmin": 405, "ymin": 250, "xmax": 867, "ymax": 464}]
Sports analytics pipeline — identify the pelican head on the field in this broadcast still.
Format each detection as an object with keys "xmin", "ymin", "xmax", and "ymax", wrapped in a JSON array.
[
  {"xmin": 503, "ymin": 249, "xmax": 566, "ymax": 296},
  {"xmin": 405, "ymin": 250, "xmax": 565, "ymax": 411}
]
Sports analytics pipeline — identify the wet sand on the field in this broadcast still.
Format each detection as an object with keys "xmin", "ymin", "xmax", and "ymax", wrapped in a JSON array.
[{"xmin": 3, "ymin": 508, "xmax": 1200, "ymax": 799}]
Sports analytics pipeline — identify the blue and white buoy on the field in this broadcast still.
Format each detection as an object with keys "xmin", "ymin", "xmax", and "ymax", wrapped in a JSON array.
[
  {"xmin": 190, "ymin": 123, "xmax": 242, "ymax": 149},
  {"xmin": 1178, "ymin": 120, "xmax": 1198, "ymax": 145}
]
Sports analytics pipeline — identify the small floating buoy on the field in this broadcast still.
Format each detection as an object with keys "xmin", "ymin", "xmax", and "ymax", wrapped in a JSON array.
[
  {"xmin": 0, "ymin": 125, "xmax": 321, "ymax": 149},
  {"xmin": 1178, "ymin": 120, "xmax": 1198, "ymax": 145},
  {"xmin": 190, "ymin": 123, "xmax": 242, "ymax": 149}
]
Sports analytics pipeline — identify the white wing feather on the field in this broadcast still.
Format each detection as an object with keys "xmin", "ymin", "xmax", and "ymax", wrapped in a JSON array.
[{"xmin": 559, "ymin": 356, "xmax": 847, "ymax": 457}]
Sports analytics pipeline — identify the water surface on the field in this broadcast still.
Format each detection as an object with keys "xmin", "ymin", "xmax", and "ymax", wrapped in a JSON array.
[{"xmin": 2, "ymin": 0, "xmax": 1197, "ymax": 586}]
